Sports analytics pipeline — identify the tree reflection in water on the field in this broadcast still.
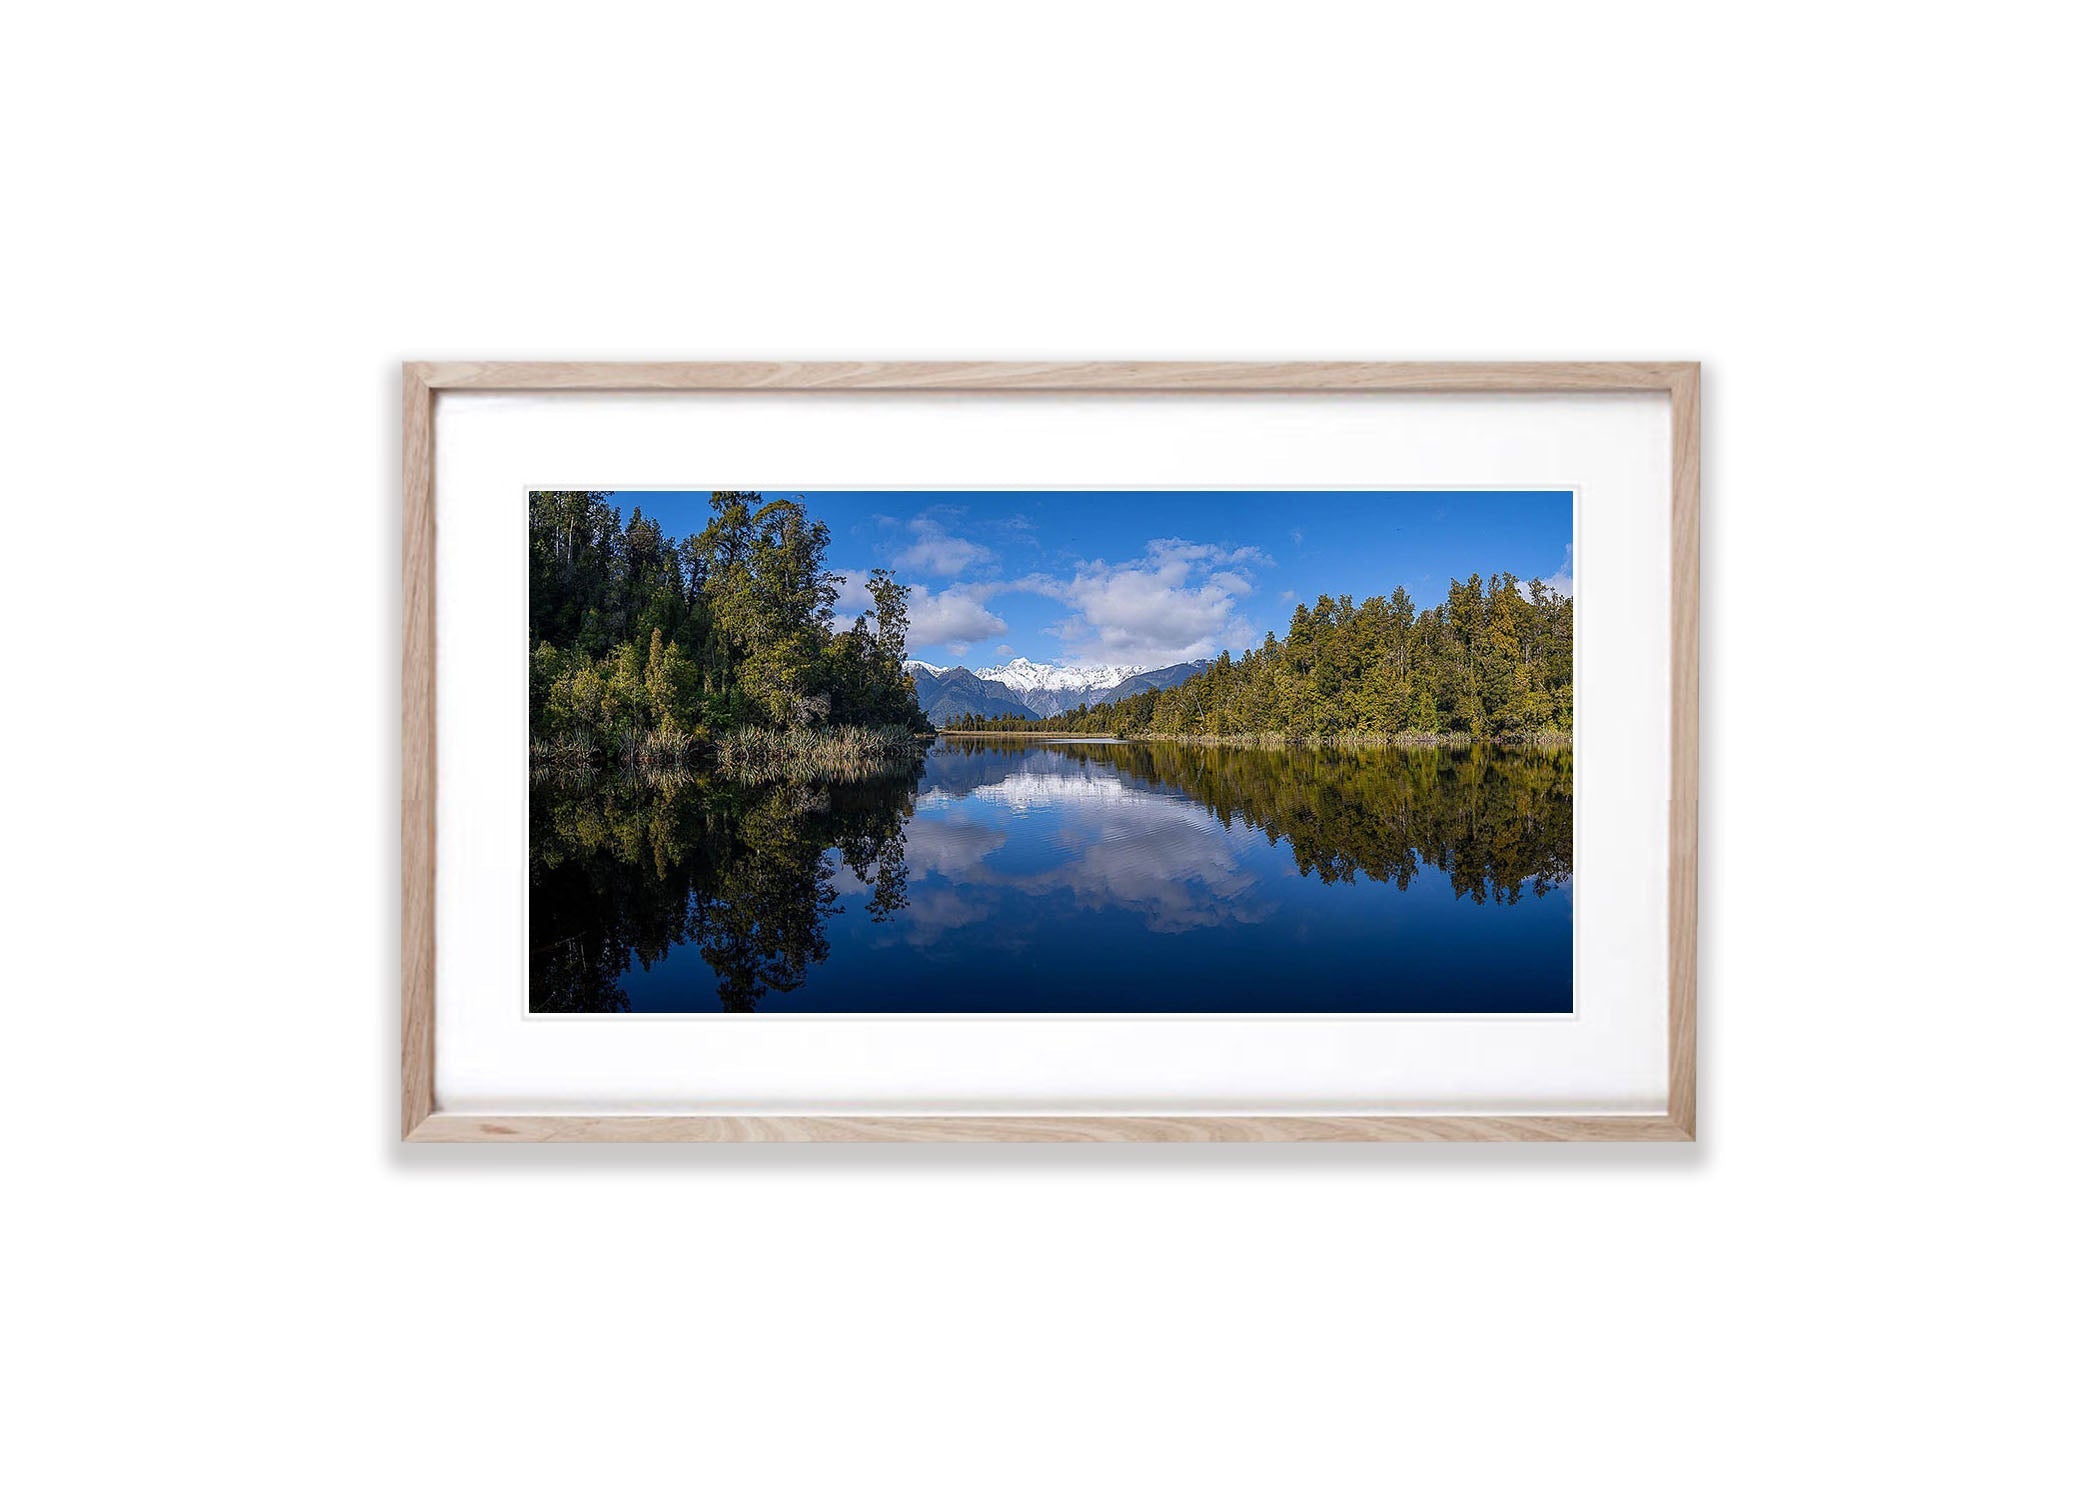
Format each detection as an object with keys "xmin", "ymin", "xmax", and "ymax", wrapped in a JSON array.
[
  {"xmin": 1042, "ymin": 739, "xmax": 1572, "ymax": 905},
  {"xmin": 530, "ymin": 768, "xmax": 913, "ymax": 1013},
  {"xmin": 529, "ymin": 740, "xmax": 1572, "ymax": 1013}
]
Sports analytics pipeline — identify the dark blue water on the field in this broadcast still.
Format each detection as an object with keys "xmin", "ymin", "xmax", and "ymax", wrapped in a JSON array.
[{"xmin": 530, "ymin": 737, "xmax": 1572, "ymax": 1014}]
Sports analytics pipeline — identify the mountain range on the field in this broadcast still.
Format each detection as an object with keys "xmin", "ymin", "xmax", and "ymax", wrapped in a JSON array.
[{"xmin": 904, "ymin": 657, "xmax": 1207, "ymax": 724}]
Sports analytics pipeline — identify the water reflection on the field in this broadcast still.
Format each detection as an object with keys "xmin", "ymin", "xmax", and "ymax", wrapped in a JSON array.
[
  {"xmin": 906, "ymin": 768, "xmax": 1269, "ymax": 935},
  {"xmin": 529, "ymin": 770, "xmax": 913, "ymax": 1014},
  {"xmin": 530, "ymin": 737, "xmax": 1573, "ymax": 1014}
]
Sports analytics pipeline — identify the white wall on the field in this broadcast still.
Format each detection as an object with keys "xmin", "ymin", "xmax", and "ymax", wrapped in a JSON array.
[{"xmin": 8, "ymin": 4, "xmax": 2091, "ymax": 1497}]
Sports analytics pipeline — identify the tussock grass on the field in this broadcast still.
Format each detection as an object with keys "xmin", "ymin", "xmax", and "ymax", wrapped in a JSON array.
[
  {"xmin": 713, "ymin": 723, "xmax": 920, "ymax": 783},
  {"xmin": 623, "ymin": 724, "xmax": 695, "ymax": 769},
  {"xmin": 532, "ymin": 726, "xmax": 699, "ymax": 771},
  {"xmin": 533, "ymin": 724, "xmax": 920, "ymax": 784},
  {"xmin": 530, "ymin": 734, "xmax": 599, "ymax": 770}
]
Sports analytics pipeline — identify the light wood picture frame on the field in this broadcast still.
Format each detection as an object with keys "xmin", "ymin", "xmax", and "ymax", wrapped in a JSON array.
[{"xmin": 402, "ymin": 361, "xmax": 1699, "ymax": 1142}]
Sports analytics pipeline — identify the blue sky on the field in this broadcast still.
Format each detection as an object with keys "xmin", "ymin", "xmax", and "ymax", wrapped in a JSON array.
[{"xmin": 608, "ymin": 490, "xmax": 1572, "ymax": 670}]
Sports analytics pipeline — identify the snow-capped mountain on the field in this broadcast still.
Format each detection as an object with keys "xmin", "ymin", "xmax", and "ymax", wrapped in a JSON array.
[
  {"xmin": 905, "ymin": 656, "xmax": 1208, "ymax": 721},
  {"xmin": 905, "ymin": 662, "xmax": 1037, "ymax": 725},
  {"xmin": 974, "ymin": 658, "xmax": 1150, "ymax": 696}
]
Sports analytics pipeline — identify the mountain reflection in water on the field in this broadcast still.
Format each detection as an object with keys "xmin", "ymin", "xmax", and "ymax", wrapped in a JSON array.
[{"xmin": 529, "ymin": 736, "xmax": 1573, "ymax": 1014}]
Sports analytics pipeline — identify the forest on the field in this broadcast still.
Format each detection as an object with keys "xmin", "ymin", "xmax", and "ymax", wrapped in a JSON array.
[
  {"xmin": 945, "ymin": 573, "xmax": 1573, "ymax": 742},
  {"xmin": 529, "ymin": 491, "xmax": 930, "ymax": 768}
]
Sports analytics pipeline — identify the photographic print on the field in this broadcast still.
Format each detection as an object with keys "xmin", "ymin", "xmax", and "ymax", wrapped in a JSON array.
[{"xmin": 529, "ymin": 489, "xmax": 1574, "ymax": 1015}]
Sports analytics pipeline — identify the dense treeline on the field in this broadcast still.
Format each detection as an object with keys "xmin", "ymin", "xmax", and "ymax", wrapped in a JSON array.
[
  {"xmin": 957, "ymin": 573, "xmax": 1572, "ymax": 741},
  {"xmin": 529, "ymin": 490, "xmax": 929, "ymax": 766}
]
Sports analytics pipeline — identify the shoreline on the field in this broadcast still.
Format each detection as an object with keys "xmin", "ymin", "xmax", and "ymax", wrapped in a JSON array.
[
  {"xmin": 533, "ymin": 722, "xmax": 926, "ymax": 778},
  {"xmin": 934, "ymin": 730, "xmax": 1573, "ymax": 749}
]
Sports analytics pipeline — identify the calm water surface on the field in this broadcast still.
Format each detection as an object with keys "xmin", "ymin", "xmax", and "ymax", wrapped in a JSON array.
[{"xmin": 530, "ymin": 736, "xmax": 1572, "ymax": 1014}]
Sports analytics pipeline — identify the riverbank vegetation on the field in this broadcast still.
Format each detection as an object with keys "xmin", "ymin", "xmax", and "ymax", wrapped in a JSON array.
[
  {"xmin": 714, "ymin": 724, "xmax": 921, "ymax": 783},
  {"xmin": 529, "ymin": 490, "xmax": 930, "ymax": 771},
  {"xmin": 954, "ymin": 574, "xmax": 1573, "ymax": 742}
]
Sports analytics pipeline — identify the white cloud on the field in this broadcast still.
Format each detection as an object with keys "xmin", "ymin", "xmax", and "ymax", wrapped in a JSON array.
[
  {"xmin": 1141, "ymin": 538, "xmax": 1272, "ymax": 571},
  {"xmin": 832, "ymin": 570, "xmax": 1008, "ymax": 654},
  {"xmin": 1538, "ymin": 543, "xmax": 1574, "ymax": 598},
  {"xmin": 1015, "ymin": 536, "xmax": 1271, "ymax": 665},
  {"xmin": 833, "ymin": 540, "xmax": 1007, "ymax": 655},
  {"xmin": 829, "ymin": 568, "xmax": 875, "ymax": 631},
  {"xmin": 907, "ymin": 580, "xmax": 1008, "ymax": 654},
  {"xmin": 891, "ymin": 512, "xmax": 995, "ymax": 577},
  {"xmin": 1289, "ymin": 528, "xmax": 1304, "ymax": 546}
]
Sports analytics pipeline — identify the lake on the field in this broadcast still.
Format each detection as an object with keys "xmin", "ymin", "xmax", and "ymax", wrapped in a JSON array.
[{"xmin": 530, "ymin": 736, "xmax": 1573, "ymax": 1014}]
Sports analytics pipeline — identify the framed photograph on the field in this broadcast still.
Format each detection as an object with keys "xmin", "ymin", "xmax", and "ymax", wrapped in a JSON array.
[{"xmin": 403, "ymin": 362, "xmax": 1698, "ymax": 1141}]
